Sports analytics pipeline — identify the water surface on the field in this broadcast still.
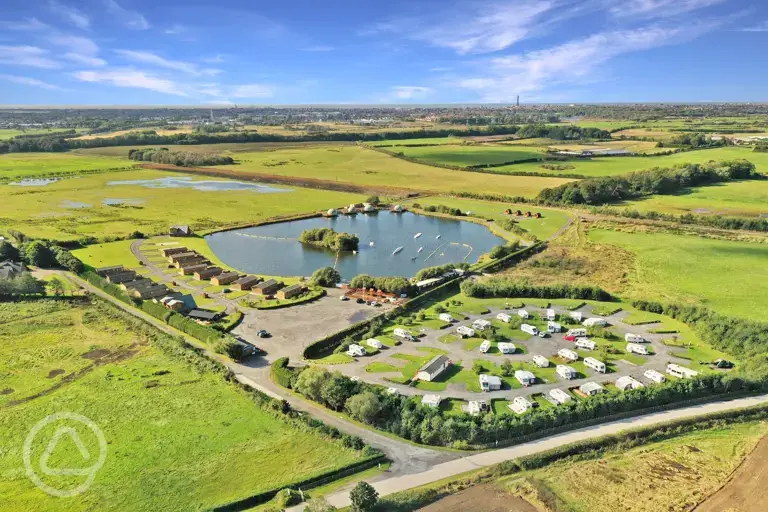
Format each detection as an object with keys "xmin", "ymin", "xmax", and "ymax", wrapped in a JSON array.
[{"xmin": 107, "ymin": 176, "xmax": 289, "ymax": 193}]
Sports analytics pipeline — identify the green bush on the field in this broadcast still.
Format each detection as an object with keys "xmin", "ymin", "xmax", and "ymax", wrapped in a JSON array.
[
  {"xmin": 461, "ymin": 278, "xmax": 612, "ymax": 301},
  {"xmin": 274, "ymin": 488, "xmax": 301, "ymax": 508}
]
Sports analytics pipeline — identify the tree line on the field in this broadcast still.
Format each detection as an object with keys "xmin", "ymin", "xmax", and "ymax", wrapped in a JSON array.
[
  {"xmin": 460, "ymin": 279, "xmax": 613, "ymax": 301},
  {"xmin": 588, "ymin": 206, "xmax": 768, "ymax": 233},
  {"xmin": 299, "ymin": 228, "xmax": 359, "ymax": 252},
  {"xmin": 127, "ymin": 148, "xmax": 234, "ymax": 166},
  {"xmin": 349, "ymin": 274, "xmax": 412, "ymax": 296}
]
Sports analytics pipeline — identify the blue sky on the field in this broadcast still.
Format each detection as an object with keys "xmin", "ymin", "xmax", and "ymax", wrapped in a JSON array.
[{"xmin": 0, "ymin": 0, "xmax": 766, "ymax": 105}]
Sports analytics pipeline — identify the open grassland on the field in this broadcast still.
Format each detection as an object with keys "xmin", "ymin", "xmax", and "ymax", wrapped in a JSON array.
[
  {"xmin": 0, "ymin": 300, "xmax": 362, "ymax": 512},
  {"xmin": 74, "ymin": 141, "xmax": 353, "ymax": 157},
  {"xmin": 0, "ymin": 152, "xmax": 133, "ymax": 181},
  {"xmin": 546, "ymin": 140, "xmax": 669, "ymax": 154},
  {"xmin": 619, "ymin": 179, "xmax": 768, "ymax": 217},
  {"xmin": 588, "ymin": 228, "xmax": 768, "ymax": 321},
  {"xmin": 406, "ymin": 196, "xmax": 572, "ymax": 240},
  {"xmin": 392, "ymin": 144, "xmax": 544, "ymax": 167},
  {"xmin": 367, "ymin": 136, "xmax": 465, "ymax": 147},
  {"xmin": 0, "ymin": 128, "xmax": 83, "ymax": 140},
  {"xmin": 216, "ymin": 145, "xmax": 573, "ymax": 197},
  {"xmin": 567, "ymin": 119, "xmax": 635, "ymax": 131},
  {"xmin": 498, "ymin": 421, "xmax": 768, "ymax": 512},
  {"xmin": 0, "ymin": 168, "xmax": 362, "ymax": 241}
]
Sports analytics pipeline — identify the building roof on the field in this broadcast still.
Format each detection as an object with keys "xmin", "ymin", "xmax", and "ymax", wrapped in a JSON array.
[
  {"xmin": 214, "ymin": 271, "xmax": 239, "ymax": 280},
  {"xmin": 0, "ymin": 260, "xmax": 24, "ymax": 277},
  {"xmin": 515, "ymin": 370, "xmax": 535, "ymax": 380},
  {"xmin": 171, "ymin": 225, "xmax": 191, "ymax": 234},
  {"xmin": 479, "ymin": 374, "xmax": 502, "ymax": 385},
  {"xmin": 187, "ymin": 309, "xmax": 220, "ymax": 321},
  {"xmin": 281, "ymin": 283, "xmax": 304, "ymax": 292},
  {"xmin": 580, "ymin": 382, "xmax": 604, "ymax": 394},
  {"xmin": 254, "ymin": 278, "xmax": 280, "ymax": 289},
  {"xmin": 419, "ymin": 355, "xmax": 450, "ymax": 375},
  {"xmin": 234, "ymin": 275, "xmax": 261, "ymax": 286}
]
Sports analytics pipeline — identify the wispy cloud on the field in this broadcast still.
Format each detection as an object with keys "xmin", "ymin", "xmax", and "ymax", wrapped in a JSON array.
[
  {"xmin": 0, "ymin": 46, "xmax": 61, "ymax": 69},
  {"xmin": 114, "ymin": 50, "xmax": 219, "ymax": 76},
  {"xmin": 50, "ymin": 35, "xmax": 106, "ymax": 67},
  {"xmin": 609, "ymin": 0, "xmax": 727, "ymax": 19},
  {"xmin": 299, "ymin": 45, "xmax": 335, "ymax": 52},
  {"xmin": 740, "ymin": 20, "xmax": 768, "ymax": 32},
  {"xmin": 376, "ymin": 85, "xmax": 433, "ymax": 102},
  {"xmin": 164, "ymin": 24, "xmax": 187, "ymax": 35},
  {"xmin": 0, "ymin": 74, "xmax": 65, "ymax": 91},
  {"xmin": 48, "ymin": 1, "xmax": 90, "ymax": 30},
  {"xmin": 104, "ymin": 0, "xmax": 150, "ymax": 30},
  {"xmin": 73, "ymin": 68, "xmax": 187, "ymax": 96},
  {"xmin": 0, "ymin": 18, "xmax": 49, "ymax": 31},
  {"xmin": 63, "ymin": 53, "xmax": 106, "ymax": 67},
  {"xmin": 202, "ymin": 54, "xmax": 226, "ymax": 64}
]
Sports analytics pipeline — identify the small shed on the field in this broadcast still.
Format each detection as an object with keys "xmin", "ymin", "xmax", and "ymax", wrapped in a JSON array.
[
  {"xmin": 421, "ymin": 394, "xmax": 442, "ymax": 408},
  {"xmin": 549, "ymin": 388, "xmax": 572, "ymax": 404}
]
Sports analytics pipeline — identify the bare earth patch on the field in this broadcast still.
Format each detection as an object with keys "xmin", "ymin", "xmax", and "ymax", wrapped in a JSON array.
[
  {"xmin": 418, "ymin": 484, "xmax": 539, "ymax": 512},
  {"xmin": 46, "ymin": 368, "xmax": 65, "ymax": 379}
]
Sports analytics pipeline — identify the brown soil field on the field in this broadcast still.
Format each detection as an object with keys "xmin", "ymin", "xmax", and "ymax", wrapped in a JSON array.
[
  {"xmin": 695, "ymin": 435, "xmax": 768, "ymax": 512},
  {"xmin": 418, "ymin": 484, "xmax": 540, "ymax": 512}
]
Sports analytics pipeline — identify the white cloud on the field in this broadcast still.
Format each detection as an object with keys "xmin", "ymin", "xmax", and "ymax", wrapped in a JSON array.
[
  {"xmin": 202, "ymin": 54, "xmax": 226, "ymax": 64},
  {"xmin": 48, "ymin": 1, "xmax": 90, "ymax": 30},
  {"xmin": 49, "ymin": 35, "xmax": 105, "ymax": 67},
  {"xmin": 63, "ymin": 53, "xmax": 106, "ymax": 67},
  {"xmin": 230, "ymin": 84, "xmax": 274, "ymax": 98},
  {"xmin": 0, "ymin": 46, "xmax": 61, "ymax": 69},
  {"xmin": 299, "ymin": 45, "xmax": 335, "ymax": 52},
  {"xmin": 740, "ymin": 21, "xmax": 768, "ymax": 32},
  {"xmin": 114, "ymin": 50, "xmax": 218, "ymax": 75},
  {"xmin": 610, "ymin": 0, "xmax": 726, "ymax": 19},
  {"xmin": 164, "ymin": 24, "xmax": 187, "ymax": 35},
  {"xmin": 0, "ymin": 74, "xmax": 65, "ymax": 91},
  {"xmin": 390, "ymin": 86, "xmax": 433, "ymax": 100},
  {"xmin": 104, "ymin": 0, "xmax": 150, "ymax": 30},
  {"xmin": 73, "ymin": 68, "xmax": 187, "ymax": 96},
  {"xmin": 0, "ymin": 18, "xmax": 49, "ymax": 31}
]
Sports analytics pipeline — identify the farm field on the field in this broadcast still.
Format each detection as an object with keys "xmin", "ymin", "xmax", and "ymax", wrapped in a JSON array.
[
  {"xmin": 0, "ymin": 168, "xmax": 362, "ymax": 241},
  {"xmin": 547, "ymin": 140, "xmax": 668, "ymax": 154},
  {"xmin": 406, "ymin": 196, "xmax": 572, "ymax": 240},
  {"xmin": 588, "ymin": 228, "xmax": 768, "ymax": 321},
  {"xmin": 0, "ymin": 299, "xmax": 364, "ymax": 512},
  {"xmin": 392, "ymin": 144, "xmax": 544, "ymax": 167},
  {"xmin": 367, "ymin": 136, "xmax": 465, "ymax": 146},
  {"xmin": 619, "ymin": 179, "xmax": 768, "ymax": 217},
  {"xmin": 74, "ymin": 140, "xmax": 353, "ymax": 157},
  {"xmin": 215, "ymin": 145, "xmax": 573, "ymax": 197},
  {"xmin": 0, "ymin": 152, "xmax": 133, "ymax": 181},
  {"xmin": 496, "ymin": 421, "xmax": 768, "ymax": 512},
  {"xmin": 0, "ymin": 128, "xmax": 83, "ymax": 140}
]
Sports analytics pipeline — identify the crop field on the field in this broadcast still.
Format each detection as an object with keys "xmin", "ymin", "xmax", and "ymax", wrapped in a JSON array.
[
  {"xmin": 497, "ymin": 421, "xmax": 768, "ymax": 512},
  {"xmin": 0, "ymin": 299, "xmax": 363, "ymax": 512},
  {"xmin": 619, "ymin": 179, "xmax": 768, "ymax": 217},
  {"xmin": 588, "ymin": 228, "xmax": 768, "ymax": 321},
  {"xmin": 0, "ymin": 168, "xmax": 362, "ymax": 241},
  {"xmin": 215, "ymin": 145, "xmax": 573, "ymax": 197},
  {"xmin": 393, "ymin": 144, "xmax": 544, "ymax": 167},
  {"xmin": 0, "ymin": 152, "xmax": 133, "ymax": 181}
]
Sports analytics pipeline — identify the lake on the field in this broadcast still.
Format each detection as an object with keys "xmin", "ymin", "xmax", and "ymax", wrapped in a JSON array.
[{"xmin": 206, "ymin": 212, "xmax": 506, "ymax": 278}]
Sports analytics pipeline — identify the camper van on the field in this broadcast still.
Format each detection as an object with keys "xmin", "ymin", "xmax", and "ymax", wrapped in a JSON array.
[
  {"xmin": 393, "ymin": 328, "xmax": 414, "ymax": 341},
  {"xmin": 521, "ymin": 323, "xmax": 539, "ymax": 336},
  {"xmin": 626, "ymin": 343, "xmax": 649, "ymax": 355},
  {"xmin": 532, "ymin": 355, "xmax": 550, "ymax": 368}
]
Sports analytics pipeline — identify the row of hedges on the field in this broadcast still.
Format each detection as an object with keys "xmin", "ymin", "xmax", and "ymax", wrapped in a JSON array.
[
  {"xmin": 589, "ymin": 205, "xmax": 768, "ymax": 233},
  {"xmin": 473, "ymin": 241, "xmax": 546, "ymax": 273},
  {"xmin": 271, "ymin": 357, "xmax": 293, "ymax": 388},
  {"xmin": 461, "ymin": 278, "xmax": 614, "ymax": 302}
]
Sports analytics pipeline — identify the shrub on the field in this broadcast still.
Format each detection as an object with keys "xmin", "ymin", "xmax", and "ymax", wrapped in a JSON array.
[
  {"xmin": 350, "ymin": 481, "xmax": 379, "ymax": 512},
  {"xmin": 274, "ymin": 488, "xmax": 301, "ymax": 508},
  {"xmin": 311, "ymin": 266, "xmax": 341, "ymax": 287}
]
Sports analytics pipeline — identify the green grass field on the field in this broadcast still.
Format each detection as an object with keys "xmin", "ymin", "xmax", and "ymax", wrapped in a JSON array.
[
  {"xmin": 0, "ymin": 128, "xmax": 83, "ymax": 140},
  {"xmin": 367, "ymin": 137, "xmax": 465, "ymax": 147},
  {"xmin": 589, "ymin": 228, "xmax": 768, "ymax": 320},
  {"xmin": 0, "ymin": 153, "xmax": 133, "ymax": 181},
  {"xmin": 0, "ymin": 299, "xmax": 363, "ymax": 511},
  {"xmin": 393, "ymin": 144, "xmax": 543, "ymax": 167},
  {"xmin": 0, "ymin": 168, "xmax": 363, "ymax": 241}
]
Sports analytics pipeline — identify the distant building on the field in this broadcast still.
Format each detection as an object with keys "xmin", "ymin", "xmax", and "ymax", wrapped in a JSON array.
[
  {"xmin": 252, "ymin": 279, "xmax": 285, "ymax": 296},
  {"xmin": 169, "ymin": 225, "xmax": 193, "ymax": 237},
  {"xmin": 231, "ymin": 275, "xmax": 262, "ymax": 291},
  {"xmin": 276, "ymin": 283, "xmax": 306, "ymax": 300},
  {"xmin": 211, "ymin": 272, "xmax": 240, "ymax": 286},
  {"xmin": 0, "ymin": 260, "xmax": 26, "ymax": 279}
]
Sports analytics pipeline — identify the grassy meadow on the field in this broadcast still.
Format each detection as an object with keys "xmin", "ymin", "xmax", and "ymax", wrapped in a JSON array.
[
  {"xmin": 392, "ymin": 144, "xmax": 544, "ymax": 167},
  {"xmin": 0, "ymin": 299, "xmax": 363, "ymax": 511},
  {"xmin": 0, "ymin": 168, "xmax": 362, "ymax": 241},
  {"xmin": 0, "ymin": 128, "xmax": 82, "ymax": 140},
  {"xmin": 546, "ymin": 140, "xmax": 668, "ymax": 154},
  {"xmin": 0, "ymin": 153, "xmax": 133, "ymax": 181}
]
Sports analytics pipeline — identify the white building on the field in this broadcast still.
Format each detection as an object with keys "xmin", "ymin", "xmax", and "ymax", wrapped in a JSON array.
[
  {"xmin": 456, "ymin": 325, "xmax": 476, "ymax": 337},
  {"xmin": 626, "ymin": 343, "xmax": 649, "ymax": 355},
  {"xmin": 365, "ymin": 338, "xmax": 383, "ymax": 349},
  {"xmin": 509, "ymin": 396, "xmax": 534, "ymax": 414},
  {"xmin": 547, "ymin": 321, "xmax": 562, "ymax": 333},
  {"xmin": 518, "ymin": 309, "xmax": 530, "ymax": 319},
  {"xmin": 584, "ymin": 357, "xmax": 607, "ymax": 373},
  {"xmin": 498, "ymin": 342, "xmax": 516, "ymax": 354},
  {"xmin": 575, "ymin": 339, "xmax": 597, "ymax": 351},
  {"xmin": 549, "ymin": 388, "xmax": 572, "ymax": 404},
  {"xmin": 566, "ymin": 328, "xmax": 587, "ymax": 338},
  {"xmin": 583, "ymin": 317, "xmax": 607, "ymax": 327},
  {"xmin": 625, "ymin": 333, "xmax": 646, "ymax": 343},
  {"xmin": 558, "ymin": 348, "xmax": 579, "ymax": 362},
  {"xmin": 521, "ymin": 323, "xmax": 539, "ymax": 336},
  {"xmin": 570, "ymin": 311, "xmax": 584, "ymax": 322},
  {"xmin": 496, "ymin": 312, "xmax": 512, "ymax": 323},
  {"xmin": 644, "ymin": 369, "xmax": 667, "ymax": 384},
  {"xmin": 347, "ymin": 344, "xmax": 367, "ymax": 357},
  {"xmin": 472, "ymin": 319, "xmax": 492, "ymax": 331},
  {"xmin": 515, "ymin": 370, "xmax": 536, "ymax": 387},
  {"xmin": 416, "ymin": 355, "xmax": 451, "ymax": 381},
  {"xmin": 616, "ymin": 376, "xmax": 645, "ymax": 391},
  {"xmin": 479, "ymin": 340, "xmax": 491, "ymax": 353},
  {"xmin": 438, "ymin": 313, "xmax": 454, "ymax": 323},
  {"xmin": 393, "ymin": 328, "xmax": 414, "ymax": 340},
  {"xmin": 580, "ymin": 382, "xmax": 605, "ymax": 396},
  {"xmin": 667, "ymin": 363, "xmax": 699, "ymax": 379},
  {"xmin": 467, "ymin": 400, "xmax": 489, "ymax": 416},
  {"xmin": 479, "ymin": 374, "xmax": 502, "ymax": 392},
  {"xmin": 546, "ymin": 308, "xmax": 556, "ymax": 321},
  {"xmin": 556, "ymin": 364, "xmax": 577, "ymax": 380},
  {"xmin": 532, "ymin": 355, "xmax": 550, "ymax": 368},
  {"xmin": 421, "ymin": 394, "xmax": 442, "ymax": 408}
]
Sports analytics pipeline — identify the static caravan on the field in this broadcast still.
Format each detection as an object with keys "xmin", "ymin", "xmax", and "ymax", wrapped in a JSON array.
[
  {"xmin": 472, "ymin": 319, "xmax": 492, "ymax": 331},
  {"xmin": 509, "ymin": 396, "xmax": 534, "ymax": 414},
  {"xmin": 667, "ymin": 363, "xmax": 699, "ymax": 379},
  {"xmin": 546, "ymin": 309, "xmax": 556, "ymax": 321},
  {"xmin": 496, "ymin": 312, "xmax": 512, "ymax": 323},
  {"xmin": 532, "ymin": 355, "xmax": 550, "ymax": 368},
  {"xmin": 558, "ymin": 348, "xmax": 579, "ymax": 362},
  {"xmin": 575, "ymin": 339, "xmax": 596, "ymax": 351},
  {"xmin": 517, "ymin": 309, "xmax": 530, "ymax": 319},
  {"xmin": 456, "ymin": 325, "xmax": 476, "ymax": 338},
  {"xmin": 479, "ymin": 374, "xmax": 502, "ymax": 392},
  {"xmin": 479, "ymin": 340, "xmax": 492, "ymax": 353},
  {"xmin": 583, "ymin": 317, "xmax": 607, "ymax": 327},
  {"xmin": 616, "ymin": 376, "xmax": 645, "ymax": 391},
  {"xmin": 346, "ymin": 344, "xmax": 367, "ymax": 357},
  {"xmin": 580, "ymin": 382, "xmax": 605, "ymax": 396},
  {"xmin": 625, "ymin": 333, "xmax": 646, "ymax": 343},
  {"xmin": 584, "ymin": 357, "xmax": 607, "ymax": 373},
  {"xmin": 556, "ymin": 364, "xmax": 577, "ymax": 380},
  {"xmin": 569, "ymin": 311, "xmax": 584, "ymax": 322},
  {"xmin": 515, "ymin": 370, "xmax": 536, "ymax": 387},
  {"xmin": 626, "ymin": 343, "xmax": 649, "ymax": 355},
  {"xmin": 566, "ymin": 328, "xmax": 587, "ymax": 338},
  {"xmin": 393, "ymin": 328, "xmax": 414, "ymax": 341},
  {"xmin": 417, "ymin": 356, "xmax": 451, "ymax": 382},
  {"xmin": 467, "ymin": 400, "xmax": 490, "ymax": 416},
  {"xmin": 644, "ymin": 369, "xmax": 667, "ymax": 384},
  {"xmin": 521, "ymin": 323, "xmax": 539, "ymax": 336},
  {"xmin": 438, "ymin": 313, "xmax": 454, "ymax": 323},
  {"xmin": 498, "ymin": 342, "xmax": 516, "ymax": 354},
  {"xmin": 421, "ymin": 394, "xmax": 442, "ymax": 408},
  {"xmin": 547, "ymin": 321, "xmax": 562, "ymax": 333},
  {"xmin": 366, "ymin": 338, "xmax": 383, "ymax": 349},
  {"xmin": 549, "ymin": 388, "xmax": 572, "ymax": 405}
]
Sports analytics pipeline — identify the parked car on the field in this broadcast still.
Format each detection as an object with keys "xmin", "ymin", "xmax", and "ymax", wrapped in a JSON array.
[
  {"xmin": 340, "ymin": 295, "xmax": 350, "ymax": 301},
  {"xmin": 257, "ymin": 329, "xmax": 270, "ymax": 338},
  {"xmin": 222, "ymin": 288, "xmax": 231, "ymax": 294},
  {"xmin": 538, "ymin": 331, "xmax": 550, "ymax": 338}
]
